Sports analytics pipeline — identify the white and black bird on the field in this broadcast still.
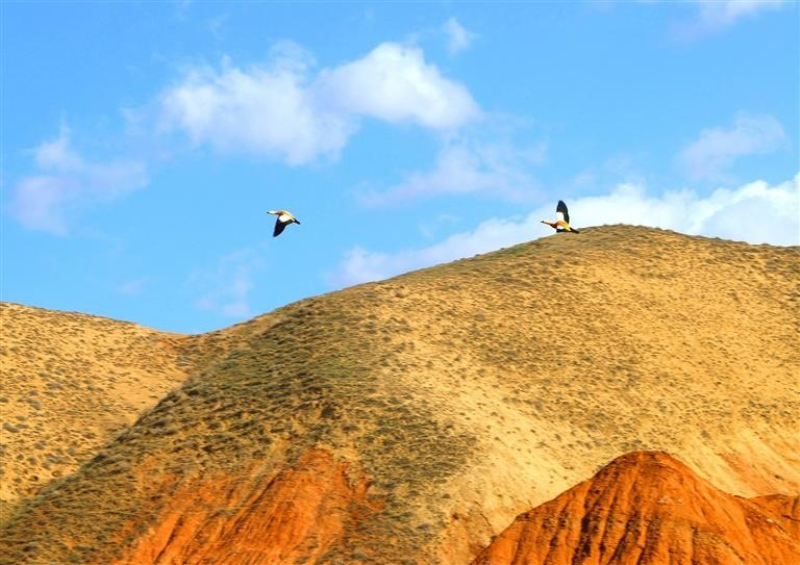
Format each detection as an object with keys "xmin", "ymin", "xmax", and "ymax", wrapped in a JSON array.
[
  {"xmin": 267, "ymin": 210, "xmax": 300, "ymax": 237},
  {"xmin": 541, "ymin": 200, "xmax": 580, "ymax": 233}
]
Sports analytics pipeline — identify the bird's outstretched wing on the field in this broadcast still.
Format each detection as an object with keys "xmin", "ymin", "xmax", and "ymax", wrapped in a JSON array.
[
  {"xmin": 556, "ymin": 200, "xmax": 570, "ymax": 224},
  {"xmin": 273, "ymin": 218, "xmax": 287, "ymax": 237}
]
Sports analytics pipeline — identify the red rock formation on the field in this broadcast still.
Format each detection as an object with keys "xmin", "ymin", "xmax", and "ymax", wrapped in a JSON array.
[
  {"xmin": 115, "ymin": 449, "xmax": 377, "ymax": 565},
  {"xmin": 472, "ymin": 451, "xmax": 800, "ymax": 565},
  {"xmin": 751, "ymin": 494, "xmax": 800, "ymax": 540}
]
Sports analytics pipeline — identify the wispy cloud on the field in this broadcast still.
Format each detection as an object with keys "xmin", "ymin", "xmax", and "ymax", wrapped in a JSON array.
[
  {"xmin": 674, "ymin": 0, "xmax": 788, "ymax": 38},
  {"xmin": 117, "ymin": 278, "xmax": 150, "ymax": 296},
  {"xmin": 204, "ymin": 13, "xmax": 230, "ymax": 40},
  {"xmin": 11, "ymin": 39, "xmax": 479, "ymax": 234},
  {"xmin": 331, "ymin": 174, "xmax": 800, "ymax": 286},
  {"xmin": 442, "ymin": 17, "xmax": 476, "ymax": 55},
  {"xmin": 191, "ymin": 247, "xmax": 266, "ymax": 318},
  {"xmin": 357, "ymin": 138, "xmax": 547, "ymax": 206},
  {"xmin": 159, "ymin": 41, "xmax": 480, "ymax": 165},
  {"xmin": 677, "ymin": 113, "xmax": 787, "ymax": 181},
  {"xmin": 9, "ymin": 126, "xmax": 149, "ymax": 235},
  {"xmin": 695, "ymin": 0, "xmax": 786, "ymax": 28},
  {"xmin": 329, "ymin": 215, "xmax": 532, "ymax": 287},
  {"xmin": 175, "ymin": 0, "xmax": 193, "ymax": 21}
]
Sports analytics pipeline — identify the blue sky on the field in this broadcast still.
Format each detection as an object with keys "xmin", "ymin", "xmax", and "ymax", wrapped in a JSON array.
[{"xmin": 2, "ymin": 1, "xmax": 798, "ymax": 333}]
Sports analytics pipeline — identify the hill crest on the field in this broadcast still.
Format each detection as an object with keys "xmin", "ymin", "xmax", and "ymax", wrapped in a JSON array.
[{"xmin": 1, "ymin": 225, "xmax": 798, "ymax": 564}]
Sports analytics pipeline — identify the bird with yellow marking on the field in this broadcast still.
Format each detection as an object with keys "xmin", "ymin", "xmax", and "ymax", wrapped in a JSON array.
[
  {"xmin": 541, "ymin": 200, "xmax": 580, "ymax": 233},
  {"xmin": 267, "ymin": 210, "xmax": 300, "ymax": 237}
]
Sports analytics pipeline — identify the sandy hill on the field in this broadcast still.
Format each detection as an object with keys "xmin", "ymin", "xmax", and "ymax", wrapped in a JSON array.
[
  {"xmin": 472, "ymin": 451, "xmax": 800, "ymax": 565},
  {"xmin": 0, "ymin": 225, "xmax": 798, "ymax": 564},
  {"xmin": 0, "ymin": 302, "xmax": 265, "ymax": 520},
  {"xmin": 0, "ymin": 303, "xmax": 193, "ymax": 520}
]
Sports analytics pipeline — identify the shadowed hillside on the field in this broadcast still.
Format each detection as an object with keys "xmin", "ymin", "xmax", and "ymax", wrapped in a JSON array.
[
  {"xmin": 1, "ymin": 225, "xmax": 798, "ymax": 564},
  {"xmin": 471, "ymin": 451, "xmax": 800, "ymax": 565}
]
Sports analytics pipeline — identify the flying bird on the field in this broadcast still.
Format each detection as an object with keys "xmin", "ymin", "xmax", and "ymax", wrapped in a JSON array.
[
  {"xmin": 541, "ymin": 200, "xmax": 580, "ymax": 233},
  {"xmin": 267, "ymin": 210, "xmax": 300, "ymax": 237}
]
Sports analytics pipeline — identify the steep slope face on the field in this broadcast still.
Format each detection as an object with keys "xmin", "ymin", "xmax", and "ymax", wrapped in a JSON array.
[
  {"xmin": 471, "ymin": 451, "xmax": 800, "ymax": 565},
  {"xmin": 1, "ymin": 226, "xmax": 798, "ymax": 565}
]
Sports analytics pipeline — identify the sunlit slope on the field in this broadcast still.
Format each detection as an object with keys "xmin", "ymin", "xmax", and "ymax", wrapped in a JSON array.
[
  {"xmin": 0, "ymin": 303, "xmax": 269, "ymax": 520},
  {"xmin": 472, "ymin": 451, "xmax": 800, "ymax": 565},
  {"xmin": 1, "ymin": 225, "xmax": 798, "ymax": 565},
  {"xmin": 0, "ymin": 303, "xmax": 195, "ymax": 519}
]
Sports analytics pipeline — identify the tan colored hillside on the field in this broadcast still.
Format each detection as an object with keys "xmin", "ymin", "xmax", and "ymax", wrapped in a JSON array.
[
  {"xmin": 1, "ymin": 225, "xmax": 798, "ymax": 564},
  {"xmin": 471, "ymin": 451, "xmax": 800, "ymax": 565},
  {"xmin": 0, "ymin": 303, "xmax": 192, "ymax": 519},
  {"xmin": 0, "ymin": 303, "xmax": 264, "ymax": 520}
]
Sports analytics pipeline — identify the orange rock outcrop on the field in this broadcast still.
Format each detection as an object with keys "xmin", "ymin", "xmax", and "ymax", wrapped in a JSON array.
[
  {"xmin": 472, "ymin": 451, "xmax": 800, "ymax": 565},
  {"xmin": 115, "ymin": 449, "xmax": 377, "ymax": 565}
]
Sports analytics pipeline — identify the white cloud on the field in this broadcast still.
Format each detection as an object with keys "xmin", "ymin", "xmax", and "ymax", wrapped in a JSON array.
[
  {"xmin": 330, "ymin": 174, "xmax": 800, "ymax": 286},
  {"xmin": 10, "ymin": 126, "xmax": 149, "ymax": 235},
  {"xmin": 418, "ymin": 213, "xmax": 461, "ymax": 239},
  {"xmin": 672, "ymin": 0, "xmax": 788, "ymax": 38},
  {"xmin": 677, "ymin": 113, "xmax": 787, "ymax": 181},
  {"xmin": 329, "ymin": 216, "xmax": 532, "ymax": 287},
  {"xmin": 442, "ymin": 17, "xmax": 476, "ymax": 55},
  {"xmin": 358, "ymin": 139, "xmax": 546, "ymax": 206},
  {"xmin": 159, "ymin": 46, "xmax": 354, "ymax": 166},
  {"xmin": 33, "ymin": 129, "xmax": 83, "ymax": 170},
  {"xmin": 192, "ymin": 247, "xmax": 265, "ymax": 319},
  {"xmin": 319, "ymin": 43, "xmax": 480, "ymax": 129},
  {"xmin": 159, "ymin": 42, "xmax": 480, "ymax": 165},
  {"xmin": 695, "ymin": 0, "xmax": 787, "ymax": 29},
  {"xmin": 563, "ymin": 176, "xmax": 799, "ymax": 244},
  {"xmin": 12, "ymin": 41, "xmax": 479, "ymax": 234}
]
